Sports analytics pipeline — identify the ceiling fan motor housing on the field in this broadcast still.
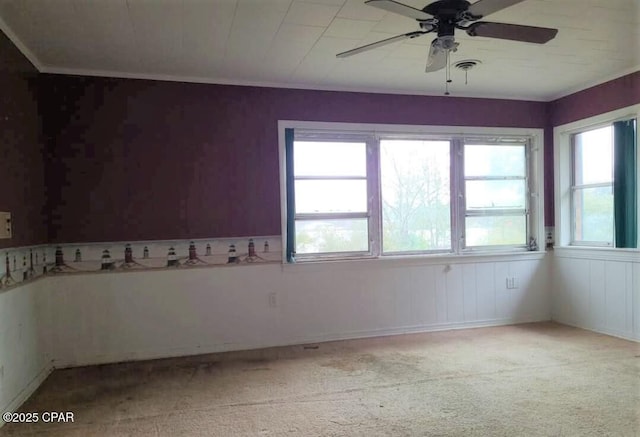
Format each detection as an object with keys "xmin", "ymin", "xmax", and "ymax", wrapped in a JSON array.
[
  {"xmin": 424, "ymin": 0, "xmax": 472, "ymax": 37},
  {"xmin": 423, "ymin": 0, "xmax": 471, "ymax": 14}
]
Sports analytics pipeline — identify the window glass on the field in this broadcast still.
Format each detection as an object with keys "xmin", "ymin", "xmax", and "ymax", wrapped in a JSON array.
[
  {"xmin": 294, "ymin": 142, "xmax": 366, "ymax": 176},
  {"xmin": 573, "ymin": 186, "xmax": 613, "ymax": 243},
  {"xmin": 465, "ymin": 180, "xmax": 526, "ymax": 210},
  {"xmin": 573, "ymin": 127, "xmax": 612, "ymax": 185},
  {"xmin": 295, "ymin": 219, "xmax": 369, "ymax": 254},
  {"xmin": 295, "ymin": 180, "xmax": 367, "ymax": 214},
  {"xmin": 380, "ymin": 140, "xmax": 451, "ymax": 252},
  {"xmin": 465, "ymin": 145, "xmax": 526, "ymax": 177},
  {"xmin": 466, "ymin": 216, "xmax": 527, "ymax": 246}
]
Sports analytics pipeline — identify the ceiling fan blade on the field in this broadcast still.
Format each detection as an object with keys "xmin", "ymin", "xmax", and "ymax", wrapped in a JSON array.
[
  {"xmin": 466, "ymin": 22, "xmax": 558, "ymax": 44},
  {"xmin": 365, "ymin": 0, "xmax": 431, "ymax": 20},
  {"xmin": 467, "ymin": 0, "xmax": 527, "ymax": 18},
  {"xmin": 336, "ymin": 30, "xmax": 431, "ymax": 58},
  {"xmin": 425, "ymin": 38, "xmax": 447, "ymax": 72}
]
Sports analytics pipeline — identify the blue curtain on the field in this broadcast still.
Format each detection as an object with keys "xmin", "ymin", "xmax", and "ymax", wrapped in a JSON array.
[
  {"xmin": 613, "ymin": 119, "xmax": 637, "ymax": 248},
  {"xmin": 285, "ymin": 128, "xmax": 296, "ymax": 262}
]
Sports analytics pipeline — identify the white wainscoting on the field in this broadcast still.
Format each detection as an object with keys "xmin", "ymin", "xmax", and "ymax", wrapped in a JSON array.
[
  {"xmin": 0, "ymin": 279, "xmax": 53, "ymax": 420},
  {"xmin": 47, "ymin": 254, "xmax": 550, "ymax": 368},
  {"xmin": 552, "ymin": 248, "xmax": 640, "ymax": 341}
]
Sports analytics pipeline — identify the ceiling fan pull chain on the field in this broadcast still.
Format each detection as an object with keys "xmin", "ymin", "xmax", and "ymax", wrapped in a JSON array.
[
  {"xmin": 444, "ymin": 51, "xmax": 449, "ymax": 95},
  {"xmin": 444, "ymin": 48, "xmax": 452, "ymax": 95}
]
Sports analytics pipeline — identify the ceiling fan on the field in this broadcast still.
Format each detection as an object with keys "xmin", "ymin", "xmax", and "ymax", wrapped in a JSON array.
[{"xmin": 336, "ymin": 0, "xmax": 558, "ymax": 73}]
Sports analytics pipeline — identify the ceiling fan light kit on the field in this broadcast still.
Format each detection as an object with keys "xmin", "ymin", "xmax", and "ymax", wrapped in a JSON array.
[{"xmin": 336, "ymin": 0, "xmax": 558, "ymax": 95}]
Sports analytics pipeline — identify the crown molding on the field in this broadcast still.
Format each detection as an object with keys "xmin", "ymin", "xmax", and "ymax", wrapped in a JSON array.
[
  {"xmin": 0, "ymin": 15, "xmax": 43, "ymax": 71},
  {"xmin": 38, "ymin": 65, "xmax": 548, "ymax": 102},
  {"xmin": 548, "ymin": 65, "xmax": 640, "ymax": 102}
]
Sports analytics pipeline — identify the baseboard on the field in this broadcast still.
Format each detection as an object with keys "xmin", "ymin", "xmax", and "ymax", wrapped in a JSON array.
[
  {"xmin": 551, "ymin": 318, "xmax": 640, "ymax": 343},
  {"xmin": 53, "ymin": 314, "xmax": 551, "ymax": 369},
  {"xmin": 297, "ymin": 315, "xmax": 553, "ymax": 344},
  {"xmin": 0, "ymin": 363, "xmax": 54, "ymax": 428}
]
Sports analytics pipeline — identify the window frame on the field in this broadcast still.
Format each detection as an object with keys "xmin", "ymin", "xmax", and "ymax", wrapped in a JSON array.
[
  {"xmin": 378, "ymin": 134, "xmax": 454, "ymax": 256},
  {"xmin": 280, "ymin": 121, "xmax": 545, "ymax": 262},
  {"xmin": 460, "ymin": 139, "xmax": 531, "ymax": 251},
  {"xmin": 291, "ymin": 131, "xmax": 376, "ymax": 261},
  {"xmin": 554, "ymin": 104, "xmax": 640, "ymax": 249},
  {"xmin": 569, "ymin": 125, "xmax": 614, "ymax": 247}
]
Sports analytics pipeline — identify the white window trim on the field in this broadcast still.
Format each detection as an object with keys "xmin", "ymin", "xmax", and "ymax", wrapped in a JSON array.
[
  {"xmin": 570, "ymin": 127, "xmax": 614, "ymax": 247},
  {"xmin": 279, "ymin": 120, "xmax": 546, "ymax": 263},
  {"xmin": 292, "ymin": 133, "xmax": 374, "ymax": 260},
  {"xmin": 553, "ymin": 104, "xmax": 640, "ymax": 249},
  {"xmin": 461, "ymin": 140, "xmax": 531, "ymax": 251}
]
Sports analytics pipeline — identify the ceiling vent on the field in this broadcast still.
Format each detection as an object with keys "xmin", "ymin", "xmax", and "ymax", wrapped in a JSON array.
[{"xmin": 453, "ymin": 59, "xmax": 481, "ymax": 71}]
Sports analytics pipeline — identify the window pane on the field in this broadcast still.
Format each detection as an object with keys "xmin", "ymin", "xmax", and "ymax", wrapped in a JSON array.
[
  {"xmin": 295, "ymin": 180, "xmax": 367, "ymax": 213},
  {"xmin": 574, "ymin": 126, "xmax": 612, "ymax": 185},
  {"xmin": 380, "ymin": 140, "xmax": 451, "ymax": 252},
  {"xmin": 465, "ymin": 144, "xmax": 525, "ymax": 177},
  {"xmin": 295, "ymin": 219, "xmax": 369, "ymax": 254},
  {"xmin": 466, "ymin": 180, "xmax": 526, "ymax": 210},
  {"xmin": 294, "ymin": 141, "xmax": 366, "ymax": 176},
  {"xmin": 573, "ymin": 186, "xmax": 613, "ymax": 243},
  {"xmin": 466, "ymin": 216, "xmax": 526, "ymax": 246}
]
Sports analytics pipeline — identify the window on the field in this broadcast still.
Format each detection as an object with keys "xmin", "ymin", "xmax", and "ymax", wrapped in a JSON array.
[
  {"xmin": 283, "ymin": 123, "xmax": 543, "ymax": 261},
  {"xmin": 571, "ymin": 126, "xmax": 614, "ymax": 245},
  {"xmin": 380, "ymin": 139, "xmax": 451, "ymax": 253},
  {"xmin": 464, "ymin": 142, "xmax": 528, "ymax": 247},
  {"xmin": 292, "ymin": 139, "xmax": 370, "ymax": 256},
  {"xmin": 555, "ymin": 107, "xmax": 638, "ymax": 249}
]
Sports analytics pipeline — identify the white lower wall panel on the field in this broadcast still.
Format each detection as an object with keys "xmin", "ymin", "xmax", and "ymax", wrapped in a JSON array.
[
  {"xmin": 552, "ymin": 249, "xmax": 640, "ymax": 341},
  {"xmin": 0, "ymin": 280, "xmax": 52, "ymax": 422},
  {"xmin": 47, "ymin": 256, "xmax": 551, "ymax": 368}
]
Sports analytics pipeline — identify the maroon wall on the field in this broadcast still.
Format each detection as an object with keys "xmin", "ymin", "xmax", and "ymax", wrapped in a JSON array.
[
  {"xmin": 40, "ymin": 75, "xmax": 548, "ymax": 243},
  {"xmin": 0, "ymin": 30, "xmax": 46, "ymax": 249},
  {"xmin": 549, "ymin": 71, "xmax": 640, "ymax": 127}
]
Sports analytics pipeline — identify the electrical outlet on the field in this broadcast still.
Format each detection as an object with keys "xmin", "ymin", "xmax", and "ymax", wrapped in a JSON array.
[
  {"xmin": 506, "ymin": 277, "xmax": 519, "ymax": 289},
  {"xmin": 545, "ymin": 227, "xmax": 554, "ymax": 244},
  {"xmin": 268, "ymin": 292, "xmax": 277, "ymax": 308},
  {"xmin": 0, "ymin": 212, "xmax": 11, "ymax": 239}
]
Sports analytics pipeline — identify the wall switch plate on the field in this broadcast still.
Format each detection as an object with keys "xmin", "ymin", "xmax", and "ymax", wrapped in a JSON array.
[
  {"xmin": 0, "ymin": 212, "xmax": 11, "ymax": 239},
  {"xmin": 268, "ymin": 292, "xmax": 277, "ymax": 308},
  {"xmin": 545, "ymin": 227, "xmax": 554, "ymax": 244},
  {"xmin": 506, "ymin": 277, "xmax": 519, "ymax": 289}
]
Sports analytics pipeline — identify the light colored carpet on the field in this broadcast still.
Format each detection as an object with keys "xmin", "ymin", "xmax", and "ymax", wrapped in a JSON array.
[{"xmin": 2, "ymin": 322, "xmax": 639, "ymax": 436}]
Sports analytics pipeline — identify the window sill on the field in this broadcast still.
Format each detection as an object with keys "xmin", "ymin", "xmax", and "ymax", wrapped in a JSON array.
[
  {"xmin": 284, "ymin": 250, "xmax": 546, "ymax": 272},
  {"xmin": 553, "ymin": 246, "xmax": 640, "ymax": 262}
]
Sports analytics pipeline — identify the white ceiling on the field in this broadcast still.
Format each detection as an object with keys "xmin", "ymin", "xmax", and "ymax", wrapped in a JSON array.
[{"xmin": 0, "ymin": 0, "xmax": 638, "ymax": 101}]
